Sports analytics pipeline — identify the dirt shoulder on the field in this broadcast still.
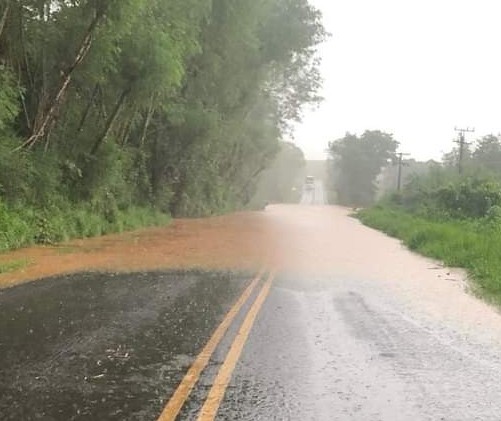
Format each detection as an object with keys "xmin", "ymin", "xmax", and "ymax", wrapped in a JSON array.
[{"xmin": 0, "ymin": 212, "xmax": 269, "ymax": 289}]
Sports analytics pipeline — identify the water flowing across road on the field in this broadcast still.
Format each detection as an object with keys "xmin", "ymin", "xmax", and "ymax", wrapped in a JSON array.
[{"xmin": 2, "ymin": 184, "xmax": 501, "ymax": 419}]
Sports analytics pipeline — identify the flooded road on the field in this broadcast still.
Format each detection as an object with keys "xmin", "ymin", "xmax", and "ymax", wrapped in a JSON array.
[{"xmin": 2, "ymin": 182, "xmax": 501, "ymax": 420}]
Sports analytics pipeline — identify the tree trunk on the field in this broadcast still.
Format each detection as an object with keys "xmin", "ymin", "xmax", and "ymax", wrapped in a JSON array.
[
  {"xmin": 120, "ymin": 118, "xmax": 134, "ymax": 147},
  {"xmin": 21, "ymin": 10, "xmax": 103, "ymax": 149},
  {"xmin": 0, "ymin": 2, "xmax": 10, "ymax": 41},
  {"xmin": 77, "ymin": 83, "xmax": 99, "ymax": 133},
  {"xmin": 225, "ymin": 141, "xmax": 243, "ymax": 180},
  {"xmin": 90, "ymin": 88, "xmax": 130, "ymax": 156},
  {"xmin": 138, "ymin": 94, "xmax": 156, "ymax": 147},
  {"xmin": 241, "ymin": 161, "xmax": 268, "ymax": 191},
  {"xmin": 18, "ymin": 60, "xmax": 31, "ymax": 130},
  {"xmin": 19, "ymin": 5, "xmax": 34, "ymax": 92}
]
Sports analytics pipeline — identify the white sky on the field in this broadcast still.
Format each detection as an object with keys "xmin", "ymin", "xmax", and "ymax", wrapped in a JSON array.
[{"xmin": 291, "ymin": 0, "xmax": 501, "ymax": 161}]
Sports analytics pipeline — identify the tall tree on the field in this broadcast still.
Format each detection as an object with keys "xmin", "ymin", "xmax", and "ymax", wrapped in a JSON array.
[
  {"xmin": 472, "ymin": 134, "xmax": 501, "ymax": 173},
  {"xmin": 329, "ymin": 130, "xmax": 399, "ymax": 206},
  {"xmin": 0, "ymin": 0, "xmax": 326, "ymax": 219}
]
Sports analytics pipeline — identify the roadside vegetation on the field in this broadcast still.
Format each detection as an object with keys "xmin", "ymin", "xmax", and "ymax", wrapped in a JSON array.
[
  {"xmin": 0, "ymin": 204, "xmax": 169, "ymax": 250},
  {"xmin": 334, "ymin": 132, "xmax": 501, "ymax": 304},
  {"xmin": 0, "ymin": 0, "xmax": 324, "ymax": 249},
  {"xmin": 0, "ymin": 259, "xmax": 30, "ymax": 274},
  {"xmin": 326, "ymin": 131, "xmax": 399, "ymax": 205}
]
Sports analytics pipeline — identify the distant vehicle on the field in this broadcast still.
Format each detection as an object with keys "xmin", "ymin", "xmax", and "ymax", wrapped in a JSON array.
[{"xmin": 305, "ymin": 175, "xmax": 315, "ymax": 190}]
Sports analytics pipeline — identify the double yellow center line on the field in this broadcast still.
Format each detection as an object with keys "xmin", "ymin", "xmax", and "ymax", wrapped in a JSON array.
[{"xmin": 157, "ymin": 269, "xmax": 276, "ymax": 421}]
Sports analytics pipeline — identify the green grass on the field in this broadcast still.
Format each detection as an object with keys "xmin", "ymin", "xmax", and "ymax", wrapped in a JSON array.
[
  {"xmin": 0, "ymin": 203, "xmax": 170, "ymax": 252},
  {"xmin": 356, "ymin": 206, "xmax": 501, "ymax": 304},
  {"xmin": 0, "ymin": 259, "xmax": 31, "ymax": 274}
]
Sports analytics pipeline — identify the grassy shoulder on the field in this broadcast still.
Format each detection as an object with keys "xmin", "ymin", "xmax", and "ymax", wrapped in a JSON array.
[
  {"xmin": 0, "ymin": 259, "xmax": 31, "ymax": 274},
  {"xmin": 0, "ymin": 203, "xmax": 170, "ymax": 252},
  {"xmin": 356, "ymin": 206, "xmax": 501, "ymax": 304}
]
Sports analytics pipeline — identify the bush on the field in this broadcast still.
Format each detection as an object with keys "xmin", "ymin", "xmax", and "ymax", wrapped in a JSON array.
[
  {"xmin": 389, "ymin": 172, "xmax": 501, "ymax": 219},
  {"xmin": 0, "ymin": 199, "xmax": 170, "ymax": 251}
]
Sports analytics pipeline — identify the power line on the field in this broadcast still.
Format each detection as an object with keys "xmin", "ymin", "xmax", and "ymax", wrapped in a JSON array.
[{"xmin": 454, "ymin": 127, "xmax": 475, "ymax": 175}]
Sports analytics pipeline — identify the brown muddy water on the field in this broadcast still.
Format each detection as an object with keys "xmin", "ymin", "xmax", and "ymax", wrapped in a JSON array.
[
  {"xmin": 3, "ymin": 204, "xmax": 501, "ymax": 420},
  {"xmin": 2, "ymin": 204, "xmax": 501, "ymax": 343}
]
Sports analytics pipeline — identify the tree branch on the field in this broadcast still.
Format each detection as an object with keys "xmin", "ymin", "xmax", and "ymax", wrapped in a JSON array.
[{"xmin": 21, "ymin": 10, "xmax": 104, "ymax": 149}]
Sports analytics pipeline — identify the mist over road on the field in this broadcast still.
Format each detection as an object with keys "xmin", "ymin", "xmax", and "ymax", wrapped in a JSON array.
[
  {"xmin": 2, "ymin": 196, "xmax": 501, "ymax": 420},
  {"xmin": 300, "ymin": 179, "xmax": 326, "ymax": 205}
]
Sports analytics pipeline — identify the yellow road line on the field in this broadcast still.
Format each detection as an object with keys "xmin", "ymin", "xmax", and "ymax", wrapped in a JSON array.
[
  {"xmin": 196, "ymin": 270, "xmax": 276, "ymax": 421},
  {"xmin": 157, "ymin": 269, "xmax": 265, "ymax": 421}
]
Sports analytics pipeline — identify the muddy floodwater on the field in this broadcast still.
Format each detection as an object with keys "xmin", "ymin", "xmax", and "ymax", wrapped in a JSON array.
[
  {"xmin": 2, "ymin": 204, "xmax": 499, "ymax": 344},
  {"xmin": 3, "ymin": 202, "xmax": 501, "ymax": 420}
]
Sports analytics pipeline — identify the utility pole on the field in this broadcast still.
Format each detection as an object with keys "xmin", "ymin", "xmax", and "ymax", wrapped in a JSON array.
[
  {"xmin": 454, "ymin": 127, "xmax": 475, "ymax": 175},
  {"xmin": 396, "ymin": 152, "xmax": 410, "ymax": 191}
]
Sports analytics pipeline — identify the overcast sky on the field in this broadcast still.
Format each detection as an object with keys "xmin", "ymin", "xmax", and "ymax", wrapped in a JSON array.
[{"xmin": 291, "ymin": 0, "xmax": 501, "ymax": 161}]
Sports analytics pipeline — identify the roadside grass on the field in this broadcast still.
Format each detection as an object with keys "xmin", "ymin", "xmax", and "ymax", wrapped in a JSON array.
[
  {"xmin": 0, "ymin": 259, "xmax": 31, "ymax": 274},
  {"xmin": 356, "ymin": 206, "xmax": 501, "ymax": 304},
  {"xmin": 0, "ymin": 203, "xmax": 170, "ymax": 252}
]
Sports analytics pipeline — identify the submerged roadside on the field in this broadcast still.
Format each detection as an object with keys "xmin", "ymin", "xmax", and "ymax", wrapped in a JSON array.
[
  {"xmin": 357, "ymin": 206, "xmax": 501, "ymax": 305},
  {"xmin": 0, "ymin": 211, "xmax": 268, "ymax": 290}
]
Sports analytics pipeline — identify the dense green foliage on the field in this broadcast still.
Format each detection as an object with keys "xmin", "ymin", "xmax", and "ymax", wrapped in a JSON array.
[
  {"xmin": 376, "ymin": 159, "xmax": 439, "ymax": 199},
  {"xmin": 394, "ymin": 172, "xmax": 501, "ymax": 219},
  {"xmin": 387, "ymin": 134, "xmax": 501, "ymax": 219},
  {"xmin": 0, "ymin": 203, "xmax": 169, "ymax": 250},
  {"xmin": 328, "ymin": 130, "xmax": 399, "ymax": 206},
  {"xmin": 386, "ymin": 134, "xmax": 501, "ymax": 220},
  {"xmin": 0, "ymin": 0, "xmax": 324, "ymax": 247}
]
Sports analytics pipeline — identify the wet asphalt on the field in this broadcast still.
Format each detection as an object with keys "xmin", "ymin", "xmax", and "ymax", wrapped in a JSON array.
[
  {"xmin": 4, "ymin": 270, "xmax": 501, "ymax": 421},
  {"xmin": 0, "ymin": 270, "xmax": 247, "ymax": 420},
  {"xmin": 210, "ymin": 274, "xmax": 501, "ymax": 420},
  {"xmin": 3, "ymin": 183, "xmax": 501, "ymax": 420}
]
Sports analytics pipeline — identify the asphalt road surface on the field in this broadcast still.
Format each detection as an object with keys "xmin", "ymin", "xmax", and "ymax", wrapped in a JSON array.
[{"xmin": 2, "ymin": 181, "xmax": 501, "ymax": 420}]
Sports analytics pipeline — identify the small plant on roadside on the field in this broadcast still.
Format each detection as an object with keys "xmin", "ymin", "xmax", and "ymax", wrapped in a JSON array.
[{"xmin": 0, "ymin": 259, "xmax": 30, "ymax": 274}]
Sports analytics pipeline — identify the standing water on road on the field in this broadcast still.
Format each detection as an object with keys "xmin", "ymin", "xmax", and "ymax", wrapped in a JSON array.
[
  {"xmin": 2, "ymin": 0, "xmax": 501, "ymax": 416},
  {"xmin": 3, "ymin": 201, "xmax": 501, "ymax": 419}
]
